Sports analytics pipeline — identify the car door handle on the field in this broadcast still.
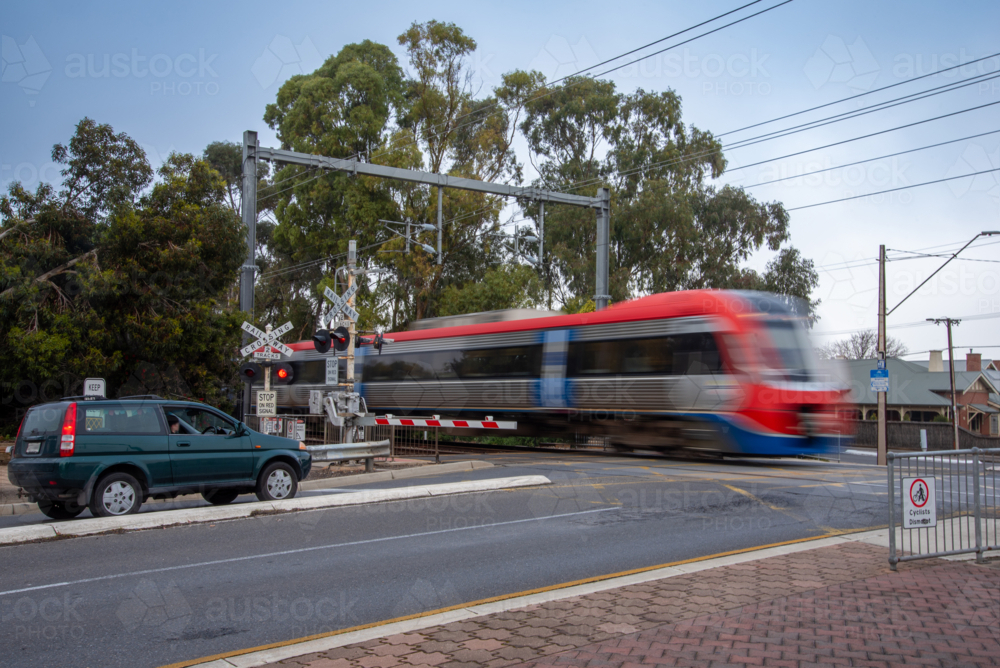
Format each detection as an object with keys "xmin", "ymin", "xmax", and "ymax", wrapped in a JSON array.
[{"xmin": 177, "ymin": 442, "xmax": 191, "ymax": 447}]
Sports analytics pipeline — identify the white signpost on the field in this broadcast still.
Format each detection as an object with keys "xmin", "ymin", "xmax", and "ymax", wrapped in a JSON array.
[
  {"xmin": 902, "ymin": 476, "xmax": 936, "ymax": 529},
  {"xmin": 240, "ymin": 320, "xmax": 295, "ymax": 418}
]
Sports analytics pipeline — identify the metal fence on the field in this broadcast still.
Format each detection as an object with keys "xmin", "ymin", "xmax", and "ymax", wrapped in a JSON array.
[
  {"xmin": 245, "ymin": 414, "xmax": 341, "ymax": 445},
  {"xmin": 888, "ymin": 448, "xmax": 999, "ymax": 569}
]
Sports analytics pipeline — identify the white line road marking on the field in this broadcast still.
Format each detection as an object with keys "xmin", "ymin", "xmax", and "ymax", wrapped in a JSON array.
[{"xmin": 0, "ymin": 507, "xmax": 617, "ymax": 597}]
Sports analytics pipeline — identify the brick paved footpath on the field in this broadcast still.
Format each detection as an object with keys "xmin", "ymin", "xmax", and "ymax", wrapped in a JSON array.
[{"xmin": 262, "ymin": 542, "xmax": 1000, "ymax": 668}]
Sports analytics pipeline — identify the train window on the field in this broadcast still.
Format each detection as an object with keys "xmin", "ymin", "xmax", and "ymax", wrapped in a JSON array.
[
  {"xmin": 568, "ymin": 333, "xmax": 722, "ymax": 376},
  {"xmin": 292, "ymin": 361, "xmax": 326, "ymax": 384},
  {"xmin": 363, "ymin": 346, "xmax": 542, "ymax": 381}
]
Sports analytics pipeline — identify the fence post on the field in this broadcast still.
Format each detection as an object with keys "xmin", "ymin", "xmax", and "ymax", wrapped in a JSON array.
[
  {"xmin": 972, "ymin": 447, "xmax": 984, "ymax": 563},
  {"xmin": 888, "ymin": 452, "xmax": 898, "ymax": 571},
  {"xmin": 435, "ymin": 427, "xmax": 440, "ymax": 464},
  {"xmin": 390, "ymin": 424, "xmax": 395, "ymax": 459}
]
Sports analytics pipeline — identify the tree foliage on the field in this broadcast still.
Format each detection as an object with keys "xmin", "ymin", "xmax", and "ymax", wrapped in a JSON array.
[
  {"xmin": 818, "ymin": 330, "xmax": 909, "ymax": 359},
  {"xmin": 0, "ymin": 119, "xmax": 244, "ymax": 432}
]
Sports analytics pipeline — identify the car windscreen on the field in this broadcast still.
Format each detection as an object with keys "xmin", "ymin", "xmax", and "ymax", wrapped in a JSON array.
[{"xmin": 19, "ymin": 405, "xmax": 65, "ymax": 438}]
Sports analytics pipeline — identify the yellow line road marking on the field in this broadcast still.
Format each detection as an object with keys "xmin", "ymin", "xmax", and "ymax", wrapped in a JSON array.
[{"xmin": 159, "ymin": 532, "xmax": 841, "ymax": 668}]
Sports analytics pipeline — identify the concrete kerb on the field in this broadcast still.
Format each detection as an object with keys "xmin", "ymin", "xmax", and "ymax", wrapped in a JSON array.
[
  {"xmin": 176, "ymin": 528, "xmax": 900, "ymax": 668},
  {"xmin": 0, "ymin": 473, "xmax": 547, "ymax": 545},
  {"xmin": 0, "ymin": 460, "xmax": 495, "ymax": 517}
]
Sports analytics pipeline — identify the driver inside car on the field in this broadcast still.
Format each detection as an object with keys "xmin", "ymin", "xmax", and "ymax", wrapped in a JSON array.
[{"xmin": 167, "ymin": 414, "xmax": 181, "ymax": 434}]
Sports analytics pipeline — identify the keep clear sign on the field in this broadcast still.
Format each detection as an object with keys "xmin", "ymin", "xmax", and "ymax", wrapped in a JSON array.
[{"xmin": 902, "ymin": 477, "xmax": 936, "ymax": 528}]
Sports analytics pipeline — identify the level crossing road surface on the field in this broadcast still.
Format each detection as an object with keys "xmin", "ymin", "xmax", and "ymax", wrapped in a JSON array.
[{"xmin": 0, "ymin": 452, "xmax": 893, "ymax": 668}]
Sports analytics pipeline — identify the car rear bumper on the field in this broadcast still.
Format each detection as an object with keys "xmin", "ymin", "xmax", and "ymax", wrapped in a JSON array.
[{"xmin": 7, "ymin": 458, "xmax": 94, "ymax": 501}]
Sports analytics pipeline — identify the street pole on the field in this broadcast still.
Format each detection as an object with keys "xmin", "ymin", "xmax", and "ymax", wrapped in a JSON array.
[
  {"xmin": 594, "ymin": 187, "xmax": 610, "ymax": 311},
  {"xmin": 239, "ymin": 130, "xmax": 258, "ymax": 422},
  {"xmin": 928, "ymin": 318, "xmax": 962, "ymax": 449},
  {"xmin": 436, "ymin": 186, "xmax": 442, "ymax": 265},
  {"xmin": 947, "ymin": 318, "xmax": 959, "ymax": 450},
  {"xmin": 877, "ymin": 244, "xmax": 887, "ymax": 466}
]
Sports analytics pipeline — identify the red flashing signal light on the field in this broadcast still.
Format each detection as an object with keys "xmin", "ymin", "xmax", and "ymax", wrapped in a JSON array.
[
  {"xmin": 273, "ymin": 362, "xmax": 294, "ymax": 385},
  {"xmin": 276, "ymin": 367, "xmax": 289, "ymax": 380}
]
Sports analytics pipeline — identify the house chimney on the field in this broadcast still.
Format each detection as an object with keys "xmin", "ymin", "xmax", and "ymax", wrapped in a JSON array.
[
  {"xmin": 929, "ymin": 350, "xmax": 943, "ymax": 372},
  {"xmin": 967, "ymin": 351, "xmax": 982, "ymax": 372}
]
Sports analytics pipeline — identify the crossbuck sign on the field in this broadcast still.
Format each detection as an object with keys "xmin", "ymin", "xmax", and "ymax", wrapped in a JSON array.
[
  {"xmin": 323, "ymin": 284, "xmax": 359, "ymax": 323},
  {"xmin": 240, "ymin": 321, "xmax": 294, "ymax": 359}
]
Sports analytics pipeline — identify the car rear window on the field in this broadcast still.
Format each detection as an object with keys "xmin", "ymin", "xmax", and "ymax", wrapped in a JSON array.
[
  {"xmin": 82, "ymin": 405, "xmax": 162, "ymax": 434},
  {"xmin": 20, "ymin": 405, "xmax": 65, "ymax": 438}
]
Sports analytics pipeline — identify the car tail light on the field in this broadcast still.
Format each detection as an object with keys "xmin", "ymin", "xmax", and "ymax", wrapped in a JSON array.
[
  {"xmin": 61, "ymin": 403, "xmax": 77, "ymax": 457},
  {"xmin": 16, "ymin": 415, "xmax": 24, "ymax": 441}
]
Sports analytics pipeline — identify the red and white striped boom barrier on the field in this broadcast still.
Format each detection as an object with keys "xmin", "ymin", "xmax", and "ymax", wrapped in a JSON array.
[{"xmin": 375, "ymin": 416, "xmax": 516, "ymax": 430}]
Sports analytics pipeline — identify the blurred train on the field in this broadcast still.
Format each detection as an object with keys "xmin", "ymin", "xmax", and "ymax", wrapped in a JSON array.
[{"xmin": 254, "ymin": 290, "xmax": 852, "ymax": 456}]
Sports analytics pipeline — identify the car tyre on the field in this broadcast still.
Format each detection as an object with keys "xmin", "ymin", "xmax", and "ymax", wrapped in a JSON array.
[
  {"xmin": 202, "ymin": 489, "xmax": 240, "ymax": 506},
  {"xmin": 89, "ymin": 472, "xmax": 143, "ymax": 517},
  {"xmin": 255, "ymin": 461, "xmax": 298, "ymax": 502},
  {"xmin": 37, "ymin": 500, "xmax": 86, "ymax": 520}
]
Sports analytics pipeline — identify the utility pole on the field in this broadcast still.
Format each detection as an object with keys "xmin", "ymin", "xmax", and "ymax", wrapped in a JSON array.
[
  {"xmin": 239, "ymin": 130, "xmax": 258, "ymax": 421},
  {"xmin": 928, "ymin": 317, "xmax": 962, "ymax": 449},
  {"xmin": 877, "ymin": 244, "xmax": 887, "ymax": 466}
]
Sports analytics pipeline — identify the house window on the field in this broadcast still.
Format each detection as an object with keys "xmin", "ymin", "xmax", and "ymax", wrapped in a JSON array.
[{"xmin": 991, "ymin": 414, "xmax": 998, "ymax": 436}]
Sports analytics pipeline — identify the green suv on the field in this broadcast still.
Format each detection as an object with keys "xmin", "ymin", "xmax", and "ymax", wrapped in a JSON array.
[{"xmin": 7, "ymin": 396, "xmax": 312, "ymax": 520}]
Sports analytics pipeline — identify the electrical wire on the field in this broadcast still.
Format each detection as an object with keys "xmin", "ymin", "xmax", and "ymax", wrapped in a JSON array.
[
  {"xmin": 743, "ymin": 128, "xmax": 1000, "ymax": 190},
  {"xmin": 719, "ymin": 51, "xmax": 1000, "ymax": 138},
  {"xmin": 785, "ymin": 167, "xmax": 1000, "ymax": 211}
]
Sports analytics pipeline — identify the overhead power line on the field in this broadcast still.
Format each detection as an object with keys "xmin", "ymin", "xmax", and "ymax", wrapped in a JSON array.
[
  {"xmin": 720, "ymin": 50, "xmax": 1000, "ymax": 138},
  {"xmin": 785, "ymin": 167, "xmax": 1000, "ymax": 211},
  {"xmin": 744, "ymin": 128, "xmax": 1000, "ymax": 189}
]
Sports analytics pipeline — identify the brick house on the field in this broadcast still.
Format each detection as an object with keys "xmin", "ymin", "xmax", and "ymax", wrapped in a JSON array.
[{"xmin": 839, "ymin": 352, "xmax": 1000, "ymax": 436}]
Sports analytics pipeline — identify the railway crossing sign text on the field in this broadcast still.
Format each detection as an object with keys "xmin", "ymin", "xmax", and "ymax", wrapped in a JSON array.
[
  {"xmin": 240, "ymin": 321, "xmax": 294, "ymax": 358},
  {"xmin": 902, "ymin": 477, "xmax": 936, "ymax": 528},
  {"xmin": 323, "ymin": 284, "xmax": 359, "ymax": 323},
  {"xmin": 257, "ymin": 390, "xmax": 277, "ymax": 417}
]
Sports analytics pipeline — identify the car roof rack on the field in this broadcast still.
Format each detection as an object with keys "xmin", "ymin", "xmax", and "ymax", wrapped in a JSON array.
[{"xmin": 117, "ymin": 395, "xmax": 165, "ymax": 400}]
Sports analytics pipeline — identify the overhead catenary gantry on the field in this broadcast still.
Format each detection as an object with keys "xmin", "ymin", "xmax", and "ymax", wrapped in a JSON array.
[{"xmin": 238, "ymin": 130, "xmax": 612, "ymax": 316}]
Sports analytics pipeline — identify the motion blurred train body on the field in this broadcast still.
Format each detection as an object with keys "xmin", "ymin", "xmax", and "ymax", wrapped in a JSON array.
[{"xmin": 262, "ymin": 290, "xmax": 852, "ymax": 456}]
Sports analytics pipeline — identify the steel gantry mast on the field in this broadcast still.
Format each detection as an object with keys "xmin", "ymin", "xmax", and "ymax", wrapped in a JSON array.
[{"xmin": 238, "ymin": 132, "xmax": 613, "ymax": 312}]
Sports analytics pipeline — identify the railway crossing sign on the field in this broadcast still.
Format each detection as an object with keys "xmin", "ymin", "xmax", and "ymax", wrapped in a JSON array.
[
  {"xmin": 902, "ymin": 477, "xmax": 936, "ymax": 528},
  {"xmin": 240, "ymin": 321, "xmax": 294, "ymax": 358},
  {"xmin": 323, "ymin": 284, "xmax": 359, "ymax": 323}
]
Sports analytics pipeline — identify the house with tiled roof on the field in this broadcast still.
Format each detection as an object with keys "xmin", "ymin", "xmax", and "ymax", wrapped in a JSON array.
[{"xmin": 839, "ymin": 351, "xmax": 1000, "ymax": 437}]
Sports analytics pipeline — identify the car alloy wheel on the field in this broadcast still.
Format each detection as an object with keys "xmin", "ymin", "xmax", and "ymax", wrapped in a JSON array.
[
  {"xmin": 266, "ymin": 469, "xmax": 293, "ymax": 499},
  {"xmin": 102, "ymin": 481, "xmax": 136, "ymax": 515}
]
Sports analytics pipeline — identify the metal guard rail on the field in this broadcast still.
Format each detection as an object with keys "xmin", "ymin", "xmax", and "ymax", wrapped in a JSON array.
[
  {"xmin": 305, "ymin": 439, "xmax": 391, "ymax": 470},
  {"xmin": 888, "ymin": 447, "xmax": 999, "ymax": 569}
]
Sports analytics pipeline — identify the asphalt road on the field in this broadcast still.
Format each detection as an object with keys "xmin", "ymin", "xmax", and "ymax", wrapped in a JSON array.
[{"xmin": 0, "ymin": 452, "xmax": 891, "ymax": 668}]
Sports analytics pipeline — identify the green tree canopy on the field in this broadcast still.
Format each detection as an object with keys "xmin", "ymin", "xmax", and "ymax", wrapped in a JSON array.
[{"xmin": 0, "ymin": 119, "xmax": 245, "ymax": 432}]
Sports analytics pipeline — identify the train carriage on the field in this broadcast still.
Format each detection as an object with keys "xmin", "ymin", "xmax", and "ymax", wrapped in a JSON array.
[{"xmin": 259, "ymin": 290, "xmax": 851, "ymax": 457}]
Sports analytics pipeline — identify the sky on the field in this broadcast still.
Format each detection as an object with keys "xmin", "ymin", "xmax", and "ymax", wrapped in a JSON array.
[{"xmin": 2, "ymin": 0, "xmax": 999, "ymax": 361}]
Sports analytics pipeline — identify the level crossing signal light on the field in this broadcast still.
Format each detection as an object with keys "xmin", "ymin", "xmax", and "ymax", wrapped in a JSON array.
[
  {"xmin": 312, "ymin": 329, "xmax": 332, "ymax": 354},
  {"xmin": 239, "ymin": 362, "xmax": 262, "ymax": 383},
  {"xmin": 312, "ymin": 327, "xmax": 350, "ymax": 354},
  {"xmin": 274, "ymin": 362, "xmax": 294, "ymax": 384}
]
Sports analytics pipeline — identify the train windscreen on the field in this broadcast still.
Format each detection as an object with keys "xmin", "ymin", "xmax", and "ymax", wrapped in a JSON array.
[{"xmin": 757, "ymin": 319, "xmax": 819, "ymax": 382}]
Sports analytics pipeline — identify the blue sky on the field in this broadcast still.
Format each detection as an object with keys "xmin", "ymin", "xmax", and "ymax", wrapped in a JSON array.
[{"xmin": 3, "ymin": 0, "xmax": 999, "ymax": 359}]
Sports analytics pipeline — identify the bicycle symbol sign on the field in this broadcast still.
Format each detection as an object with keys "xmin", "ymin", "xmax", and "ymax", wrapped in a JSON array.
[{"xmin": 902, "ymin": 477, "xmax": 936, "ymax": 528}]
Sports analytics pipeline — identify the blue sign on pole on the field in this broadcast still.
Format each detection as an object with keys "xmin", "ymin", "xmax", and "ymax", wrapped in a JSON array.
[
  {"xmin": 871, "ymin": 368, "xmax": 889, "ymax": 392},
  {"xmin": 877, "ymin": 359, "xmax": 886, "ymax": 370}
]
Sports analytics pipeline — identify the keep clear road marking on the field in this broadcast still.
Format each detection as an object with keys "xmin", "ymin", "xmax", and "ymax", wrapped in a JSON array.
[{"xmin": 0, "ymin": 507, "xmax": 618, "ymax": 598}]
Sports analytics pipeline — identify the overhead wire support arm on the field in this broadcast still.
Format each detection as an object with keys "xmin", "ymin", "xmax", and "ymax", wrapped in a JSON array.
[{"xmin": 254, "ymin": 147, "xmax": 602, "ymax": 208}]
